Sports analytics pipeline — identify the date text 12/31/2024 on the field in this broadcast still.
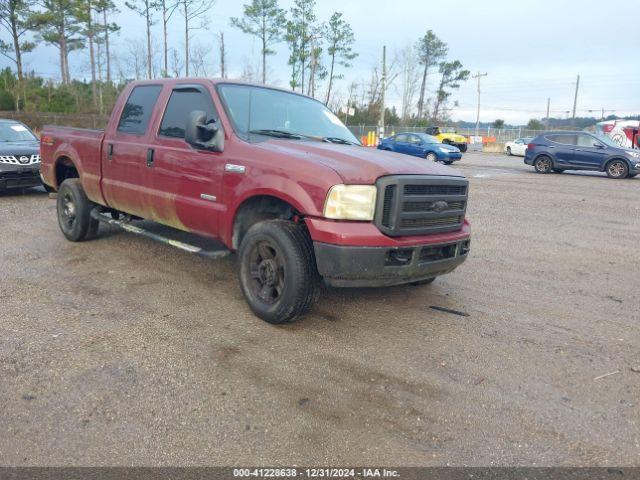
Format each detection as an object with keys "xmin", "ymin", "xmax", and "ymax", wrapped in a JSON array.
[{"xmin": 233, "ymin": 468, "xmax": 400, "ymax": 478}]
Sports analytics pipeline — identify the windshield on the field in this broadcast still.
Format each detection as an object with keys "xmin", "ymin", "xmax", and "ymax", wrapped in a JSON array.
[
  {"xmin": 0, "ymin": 123, "xmax": 37, "ymax": 142},
  {"xmin": 217, "ymin": 84, "xmax": 359, "ymax": 145},
  {"xmin": 416, "ymin": 133, "xmax": 439, "ymax": 144}
]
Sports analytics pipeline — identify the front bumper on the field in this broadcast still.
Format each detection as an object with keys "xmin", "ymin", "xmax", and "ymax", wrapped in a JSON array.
[
  {"xmin": 314, "ymin": 237, "xmax": 470, "ymax": 287},
  {"xmin": 0, "ymin": 165, "xmax": 42, "ymax": 190},
  {"xmin": 437, "ymin": 150, "xmax": 462, "ymax": 161}
]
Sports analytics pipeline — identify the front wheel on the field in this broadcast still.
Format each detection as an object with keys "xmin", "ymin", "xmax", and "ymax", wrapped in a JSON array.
[
  {"xmin": 458, "ymin": 144, "xmax": 467, "ymax": 153},
  {"xmin": 606, "ymin": 159, "xmax": 629, "ymax": 179},
  {"xmin": 443, "ymin": 161, "xmax": 453, "ymax": 165},
  {"xmin": 238, "ymin": 219, "xmax": 320, "ymax": 324},
  {"xmin": 426, "ymin": 152, "xmax": 438, "ymax": 162},
  {"xmin": 56, "ymin": 178, "xmax": 99, "ymax": 242},
  {"xmin": 534, "ymin": 155, "xmax": 553, "ymax": 174}
]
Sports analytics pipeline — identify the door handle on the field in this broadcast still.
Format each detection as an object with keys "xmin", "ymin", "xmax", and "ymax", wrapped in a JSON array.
[
  {"xmin": 107, "ymin": 143, "xmax": 114, "ymax": 160},
  {"xmin": 146, "ymin": 148, "xmax": 154, "ymax": 167}
]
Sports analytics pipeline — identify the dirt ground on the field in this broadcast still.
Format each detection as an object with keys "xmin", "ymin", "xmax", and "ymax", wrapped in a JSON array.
[{"xmin": 0, "ymin": 153, "xmax": 638, "ymax": 466}]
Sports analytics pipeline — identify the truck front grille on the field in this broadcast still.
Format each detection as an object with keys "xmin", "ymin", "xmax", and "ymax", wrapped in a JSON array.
[{"xmin": 375, "ymin": 175, "xmax": 468, "ymax": 236}]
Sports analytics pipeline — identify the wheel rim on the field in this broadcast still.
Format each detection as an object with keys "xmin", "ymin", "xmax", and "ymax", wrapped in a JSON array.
[
  {"xmin": 608, "ymin": 161, "xmax": 625, "ymax": 177},
  {"xmin": 427, "ymin": 153, "xmax": 436, "ymax": 161},
  {"xmin": 248, "ymin": 241, "xmax": 285, "ymax": 305},
  {"xmin": 536, "ymin": 157, "xmax": 550, "ymax": 172},
  {"xmin": 60, "ymin": 191, "xmax": 77, "ymax": 230}
]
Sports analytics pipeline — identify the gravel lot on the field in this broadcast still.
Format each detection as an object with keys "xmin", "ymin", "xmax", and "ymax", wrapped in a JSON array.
[{"xmin": 0, "ymin": 153, "xmax": 638, "ymax": 466}]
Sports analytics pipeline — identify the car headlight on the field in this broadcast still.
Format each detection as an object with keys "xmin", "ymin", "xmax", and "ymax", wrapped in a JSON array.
[
  {"xmin": 323, "ymin": 184, "xmax": 377, "ymax": 221},
  {"xmin": 438, "ymin": 147, "xmax": 450, "ymax": 153},
  {"xmin": 627, "ymin": 151, "xmax": 640, "ymax": 159}
]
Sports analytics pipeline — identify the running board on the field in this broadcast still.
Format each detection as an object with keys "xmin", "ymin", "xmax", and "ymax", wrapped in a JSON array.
[{"xmin": 90, "ymin": 209, "xmax": 231, "ymax": 259}]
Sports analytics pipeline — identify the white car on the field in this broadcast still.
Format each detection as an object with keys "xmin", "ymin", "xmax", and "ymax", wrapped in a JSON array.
[{"xmin": 505, "ymin": 137, "xmax": 533, "ymax": 156}]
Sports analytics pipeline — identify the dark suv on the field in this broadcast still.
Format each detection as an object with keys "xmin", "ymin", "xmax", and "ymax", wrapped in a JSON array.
[
  {"xmin": 524, "ymin": 131, "xmax": 640, "ymax": 179},
  {"xmin": 0, "ymin": 119, "xmax": 43, "ymax": 191}
]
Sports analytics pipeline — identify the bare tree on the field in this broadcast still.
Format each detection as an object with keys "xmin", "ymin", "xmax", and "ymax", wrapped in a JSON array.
[
  {"xmin": 189, "ymin": 42, "xmax": 211, "ymax": 76},
  {"xmin": 125, "ymin": 0, "xmax": 154, "ymax": 79},
  {"xmin": 396, "ymin": 44, "xmax": 419, "ymax": 123},
  {"xmin": 178, "ymin": 0, "xmax": 214, "ymax": 76},
  {"xmin": 125, "ymin": 37, "xmax": 147, "ymax": 79},
  {"xmin": 153, "ymin": 0, "xmax": 178, "ymax": 76},
  {"xmin": 169, "ymin": 47, "xmax": 183, "ymax": 76},
  {"xmin": 217, "ymin": 31, "xmax": 226, "ymax": 78}
]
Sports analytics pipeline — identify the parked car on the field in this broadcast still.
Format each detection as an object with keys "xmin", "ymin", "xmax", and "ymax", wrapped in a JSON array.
[
  {"xmin": 0, "ymin": 119, "xmax": 44, "ymax": 192},
  {"xmin": 425, "ymin": 126, "xmax": 468, "ymax": 152},
  {"xmin": 377, "ymin": 132, "xmax": 462, "ymax": 164},
  {"xmin": 504, "ymin": 137, "xmax": 533, "ymax": 156},
  {"xmin": 41, "ymin": 79, "xmax": 471, "ymax": 324},
  {"xmin": 524, "ymin": 131, "xmax": 640, "ymax": 179}
]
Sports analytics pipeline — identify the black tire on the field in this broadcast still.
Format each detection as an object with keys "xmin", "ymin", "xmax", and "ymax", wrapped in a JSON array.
[
  {"xmin": 458, "ymin": 144, "xmax": 467, "ymax": 153},
  {"xmin": 238, "ymin": 219, "xmax": 320, "ymax": 324},
  {"xmin": 426, "ymin": 152, "xmax": 438, "ymax": 162},
  {"xmin": 605, "ymin": 159, "xmax": 629, "ymax": 179},
  {"xmin": 56, "ymin": 178, "xmax": 99, "ymax": 242},
  {"xmin": 506, "ymin": 147, "xmax": 512, "ymax": 156},
  {"xmin": 410, "ymin": 277, "xmax": 435, "ymax": 286},
  {"xmin": 534, "ymin": 155, "xmax": 553, "ymax": 174},
  {"xmin": 443, "ymin": 161, "xmax": 453, "ymax": 165}
]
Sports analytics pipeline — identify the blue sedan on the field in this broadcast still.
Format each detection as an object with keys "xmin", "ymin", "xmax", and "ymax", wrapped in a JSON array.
[{"xmin": 377, "ymin": 132, "xmax": 462, "ymax": 164}]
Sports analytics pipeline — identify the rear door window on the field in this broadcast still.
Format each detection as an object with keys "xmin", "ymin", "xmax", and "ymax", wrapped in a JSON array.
[
  {"xmin": 117, "ymin": 85, "xmax": 163, "ymax": 135},
  {"xmin": 159, "ymin": 86, "xmax": 218, "ymax": 139},
  {"xmin": 545, "ymin": 134, "xmax": 577, "ymax": 145}
]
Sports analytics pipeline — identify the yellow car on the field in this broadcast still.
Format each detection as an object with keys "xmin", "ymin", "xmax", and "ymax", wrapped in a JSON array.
[{"xmin": 425, "ymin": 126, "xmax": 468, "ymax": 152}]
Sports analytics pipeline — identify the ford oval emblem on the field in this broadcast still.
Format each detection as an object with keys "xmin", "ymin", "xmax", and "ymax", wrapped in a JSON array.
[
  {"xmin": 18, "ymin": 155, "xmax": 30, "ymax": 164},
  {"xmin": 431, "ymin": 200, "xmax": 449, "ymax": 213}
]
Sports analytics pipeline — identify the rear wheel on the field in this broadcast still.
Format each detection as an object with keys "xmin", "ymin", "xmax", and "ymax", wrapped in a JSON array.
[
  {"xmin": 534, "ymin": 155, "xmax": 553, "ymax": 174},
  {"xmin": 238, "ymin": 219, "xmax": 320, "ymax": 324},
  {"xmin": 426, "ymin": 152, "xmax": 437, "ymax": 162},
  {"xmin": 605, "ymin": 159, "xmax": 629, "ymax": 179},
  {"xmin": 506, "ymin": 147, "xmax": 512, "ymax": 156},
  {"xmin": 56, "ymin": 178, "xmax": 99, "ymax": 242}
]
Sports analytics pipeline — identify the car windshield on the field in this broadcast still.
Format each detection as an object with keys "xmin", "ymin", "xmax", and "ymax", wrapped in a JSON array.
[
  {"xmin": 414, "ymin": 133, "xmax": 439, "ymax": 144},
  {"xmin": 595, "ymin": 133, "xmax": 621, "ymax": 148},
  {"xmin": 217, "ymin": 84, "xmax": 360, "ymax": 145},
  {"xmin": 0, "ymin": 123, "xmax": 37, "ymax": 142}
]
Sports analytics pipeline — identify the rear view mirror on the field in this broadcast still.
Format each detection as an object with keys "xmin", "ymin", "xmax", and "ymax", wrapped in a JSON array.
[
  {"xmin": 185, "ymin": 110, "xmax": 224, "ymax": 152},
  {"xmin": 594, "ymin": 142, "xmax": 605, "ymax": 149}
]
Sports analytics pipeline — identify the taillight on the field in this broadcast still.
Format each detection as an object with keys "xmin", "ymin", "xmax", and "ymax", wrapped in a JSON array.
[
  {"xmin": 602, "ymin": 124, "xmax": 614, "ymax": 133},
  {"xmin": 527, "ymin": 143, "xmax": 535, "ymax": 150},
  {"xmin": 41, "ymin": 135, "xmax": 54, "ymax": 146}
]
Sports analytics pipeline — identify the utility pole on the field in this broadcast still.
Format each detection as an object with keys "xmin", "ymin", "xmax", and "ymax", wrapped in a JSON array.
[
  {"xmin": 571, "ymin": 74, "xmax": 580, "ymax": 126},
  {"xmin": 379, "ymin": 45, "xmax": 386, "ymax": 140},
  {"xmin": 545, "ymin": 97, "xmax": 551, "ymax": 129},
  {"xmin": 473, "ymin": 71, "xmax": 488, "ymax": 139}
]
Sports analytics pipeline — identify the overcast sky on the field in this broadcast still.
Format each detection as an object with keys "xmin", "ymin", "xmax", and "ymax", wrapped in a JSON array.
[{"xmin": 3, "ymin": 0, "xmax": 640, "ymax": 124}]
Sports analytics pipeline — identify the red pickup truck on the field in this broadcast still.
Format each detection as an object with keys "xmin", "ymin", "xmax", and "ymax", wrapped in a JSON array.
[{"xmin": 41, "ymin": 79, "xmax": 471, "ymax": 324}]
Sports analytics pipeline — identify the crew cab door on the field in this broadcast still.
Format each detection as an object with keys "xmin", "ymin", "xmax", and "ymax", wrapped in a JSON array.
[
  {"xmin": 147, "ymin": 83, "xmax": 225, "ymax": 236},
  {"xmin": 101, "ymin": 84, "xmax": 163, "ymax": 218}
]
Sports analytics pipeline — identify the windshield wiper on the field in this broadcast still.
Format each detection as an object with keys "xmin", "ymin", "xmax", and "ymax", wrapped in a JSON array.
[
  {"xmin": 249, "ymin": 129, "xmax": 303, "ymax": 139},
  {"xmin": 322, "ymin": 137, "xmax": 357, "ymax": 145}
]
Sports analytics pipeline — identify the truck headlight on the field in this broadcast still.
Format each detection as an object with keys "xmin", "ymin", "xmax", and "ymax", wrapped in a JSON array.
[{"xmin": 323, "ymin": 185, "xmax": 377, "ymax": 221}]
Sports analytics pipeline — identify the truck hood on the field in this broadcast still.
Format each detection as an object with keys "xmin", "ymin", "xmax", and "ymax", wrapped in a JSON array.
[{"xmin": 262, "ymin": 139, "xmax": 464, "ymax": 184}]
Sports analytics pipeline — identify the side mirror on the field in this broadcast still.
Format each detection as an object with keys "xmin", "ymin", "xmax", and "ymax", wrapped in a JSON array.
[
  {"xmin": 594, "ymin": 142, "xmax": 605, "ymax": 149},
  {"xmin": 185, "ymin": 110, "xmax": 224, "ymax": 152}
]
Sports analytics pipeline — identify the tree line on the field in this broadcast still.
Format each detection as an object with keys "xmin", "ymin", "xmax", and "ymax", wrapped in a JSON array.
[{"xmin": 0, "ymin": 0, "xmax": 469, "ymax": 126}]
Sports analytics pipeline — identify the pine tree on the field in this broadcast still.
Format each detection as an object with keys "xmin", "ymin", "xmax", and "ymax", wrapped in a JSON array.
[{"xmin": 323, "ymin": 11, "xmax": 357, "ymax": 104}]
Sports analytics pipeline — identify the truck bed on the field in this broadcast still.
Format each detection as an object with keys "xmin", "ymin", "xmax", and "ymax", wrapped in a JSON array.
[{"xmin": 40, "ymin": 125, "xmax": 106, "ymax": 204}]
